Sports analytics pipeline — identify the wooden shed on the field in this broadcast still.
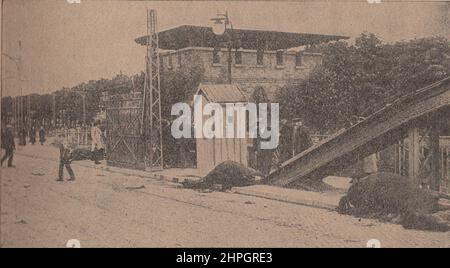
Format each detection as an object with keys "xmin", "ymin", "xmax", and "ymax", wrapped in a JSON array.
[{"xmin": 195, "ymin": 84, "xmax": 249, "ymax": 175}]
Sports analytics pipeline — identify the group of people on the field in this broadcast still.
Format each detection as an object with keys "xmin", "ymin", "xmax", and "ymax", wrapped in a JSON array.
[
  {"xmin": 57, "ymin": 121, "xmax": 105, "ymax": 182},
  {"xmin": 18, "ymin": 126, "xmax": 46, "ymax": 146},
  {"xmin": 27, "ymin": 126, "xmax": 47, "ymax": 145}
]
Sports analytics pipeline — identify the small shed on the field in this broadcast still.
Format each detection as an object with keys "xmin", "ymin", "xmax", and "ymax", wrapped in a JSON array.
[{"xmin": 195, "ymin": 84, "xmax": 249, "ymax": 175}]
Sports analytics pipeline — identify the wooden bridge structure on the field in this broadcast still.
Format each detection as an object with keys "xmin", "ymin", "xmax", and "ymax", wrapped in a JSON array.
[{"xmin": 269, "ymin": 77, "xmax": 450, "ymax": 192}]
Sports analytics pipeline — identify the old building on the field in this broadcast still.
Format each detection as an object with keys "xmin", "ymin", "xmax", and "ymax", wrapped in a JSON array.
[{"xmin": 136, "ymin": 25, "xmax": 348, "ymax": 100}]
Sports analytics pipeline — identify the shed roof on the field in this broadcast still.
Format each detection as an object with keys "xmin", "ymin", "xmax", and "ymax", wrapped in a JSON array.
[
  {"xmin": 135, "ymin": 25, "xmax": 348, "ymax": 50},
  {"xmin": 196, "ymin": 84, "xmax": 247, "ymax": 103}
]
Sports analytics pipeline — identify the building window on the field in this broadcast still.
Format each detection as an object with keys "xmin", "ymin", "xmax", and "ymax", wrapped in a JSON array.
[
  {"xmin": 235, "ymin": 50, "xmax": 242, "ymax": 65},
  {"xmin": 256, "ymin": 49, "xmax": 264, "ymax": 65},
  {"xmin": 276, "ymin": 50, "xmax": 284, "ymax": 66},
  {"xmin": 178, "ymin": 53, "xmax": 182, "ymax": 67},
  {"xmin": 213, "ymin": 47, "xmax": 221, "ymax": 64},
  {"xmin": 168, "ymin": 55, "xmax": 173, "ymax": 69},
  {"xmin": 295, "ymin": 52, "xmax": 302, "ymax": 67}
]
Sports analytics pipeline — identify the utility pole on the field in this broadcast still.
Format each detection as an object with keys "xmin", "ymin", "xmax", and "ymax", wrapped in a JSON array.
[
  {"xmin": 53, "ymin": 94, "xmax": 56, "ymax": 128},
  {"xmin": 143, "ymin": 9, "xmax": 163, "ymax": 170},
  {"xmin": 211, "ymin": 11, "xmax": 234, "ymax": 84}
]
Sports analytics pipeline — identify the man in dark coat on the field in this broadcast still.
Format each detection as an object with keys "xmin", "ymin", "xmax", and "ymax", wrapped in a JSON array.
[
  {"xmin": 1, "ymin": 124, "xmax": 16, "ymax": 167},
  {"xmin": 29, "ymin": 126, "xmax": 36, "ymax": 145},
  {"xmin": 56, "ymin": 134, "xmax": 75, "ymax": 181},
  {"xmin": 39, "ymin": 126, "xmax": 46, "ymax": 145},
  {"xmin": 19, "ymin": 127, "xmax": 27, "ymax": 146}
]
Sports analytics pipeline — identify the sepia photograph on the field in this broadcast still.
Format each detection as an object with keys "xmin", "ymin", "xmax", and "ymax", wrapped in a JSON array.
[{"xmin": 1, "ymin": 0, "xmax": 450, "ymax": 251}]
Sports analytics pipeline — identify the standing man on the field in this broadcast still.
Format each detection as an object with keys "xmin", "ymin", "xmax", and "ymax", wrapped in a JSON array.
[
  {"xmin": 39, "ymin": 126, "xmax": 46, "ymax": 145},
  {"xmin": 90, "ymin": 121, "xmax": 104, "ymax": 165},
  {"xmin": 29, "ymin": 126, "xmax": 36, "ymax": 145},
  {"xmin": 1, "ymin": 124, "xmax": 16, "ymax": 167},
  {"xmin": 19, "ymin": 127, "xmax": 27, "ymax": 146},
  {"xmin": 56, "ymin": 134, "xmax": 75, "ymax": 181}
]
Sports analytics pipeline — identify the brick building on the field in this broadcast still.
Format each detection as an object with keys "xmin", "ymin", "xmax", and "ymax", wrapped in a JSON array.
[{"xmin": 136, "ymin": 25, "xmax": 348, "ymax": 100}]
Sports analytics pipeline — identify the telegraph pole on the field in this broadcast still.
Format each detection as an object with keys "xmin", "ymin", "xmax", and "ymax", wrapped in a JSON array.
[{"xmin": 143, "ymin": 9, "xmax": 163, "ymax": 170}]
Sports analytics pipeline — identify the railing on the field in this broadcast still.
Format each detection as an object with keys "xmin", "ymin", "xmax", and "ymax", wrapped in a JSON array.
[{"xmin": 54, "ymin": 127, "xmax": 91, "ymax": 148}]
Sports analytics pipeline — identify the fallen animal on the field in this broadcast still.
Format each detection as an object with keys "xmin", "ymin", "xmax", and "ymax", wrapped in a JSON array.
[
  {"xmin": 337, "ymin": 172, "xmax": 449, "ymax": 232},
  {"xmin": 182, "ymin": 161, "xmax": 262, "ymax": 191}
]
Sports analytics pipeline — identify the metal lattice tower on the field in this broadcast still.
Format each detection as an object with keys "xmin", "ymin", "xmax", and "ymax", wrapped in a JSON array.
[{"xmin": 143, "ymin": 9, "xmax": 163, "ymax": 170}]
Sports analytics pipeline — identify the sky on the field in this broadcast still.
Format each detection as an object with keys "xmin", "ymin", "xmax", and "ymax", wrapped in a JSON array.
[{"xmin": 1, "ymin": 0, "xmax": 449, "ymax": 97}]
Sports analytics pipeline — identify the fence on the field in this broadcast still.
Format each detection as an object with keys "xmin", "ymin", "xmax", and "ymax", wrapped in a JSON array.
[{"xmin": 54, "ymin": 127, "xmax": 91, "ymax": 148}]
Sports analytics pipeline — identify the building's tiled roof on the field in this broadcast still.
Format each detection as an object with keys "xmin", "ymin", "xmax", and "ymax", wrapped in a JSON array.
[
  {"xmin": 136, "ymin": 25, "xmax": 348, "ymax": 50},
  {"xmin": 196, "ymin": 84, "xmax": 247, "ymax": 103}
]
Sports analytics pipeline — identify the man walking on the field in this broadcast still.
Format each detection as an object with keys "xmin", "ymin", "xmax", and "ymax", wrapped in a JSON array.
[
  {"xmin": 1, "ymin": 124, "xmax": 16, "ymax": 167},
  {"xmin": 56, "ymin": 134, "xmax": 75, "ymax": 181},
  {"xmin": 39, "ymin": 126, "xmax": 46, "ymax": 145},
  {"xmin": 29, "ymin": 126, "xmax": 36, "ymax": 145}
]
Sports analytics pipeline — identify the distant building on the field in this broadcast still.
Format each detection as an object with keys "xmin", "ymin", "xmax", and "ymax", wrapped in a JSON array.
[{"xmin": 136, "ymin": 25, "xmax": 348, "ymax": 100}]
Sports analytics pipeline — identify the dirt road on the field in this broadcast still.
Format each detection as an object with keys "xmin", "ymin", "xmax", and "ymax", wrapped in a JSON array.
[{"xmin": 1, "ymin": 147, "xmax": 449, "ymax": 247}]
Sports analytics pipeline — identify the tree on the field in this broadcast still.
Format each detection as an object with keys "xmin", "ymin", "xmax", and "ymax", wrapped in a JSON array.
[{"xmin": 278, "ymin": 34, "xmax": 450, "ymax": 133}]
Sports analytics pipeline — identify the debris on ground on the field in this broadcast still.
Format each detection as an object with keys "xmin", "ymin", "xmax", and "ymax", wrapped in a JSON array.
[
  {"xmin": 31, "ymin": 172, "xmax": 45, "ymax": 176},
  {"xmin": 337, "ymin": 172, "xmax": 449, "ymax": 232},
  {"xmin": 182, "ymin": 161, "xmax": 262, "ymax": 191},
  {"xmin": 125, "ymin": 185, "xmax": 146, "ymax": 190}
]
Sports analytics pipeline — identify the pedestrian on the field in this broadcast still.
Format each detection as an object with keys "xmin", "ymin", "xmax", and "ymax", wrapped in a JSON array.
[
  {"xmin": 90, "ymin": 121, "xmax": 104, "ymax": 165},
  {"xmin": 39, "ymin": 126, "xmax": 46, "ymax": 145},
  {"xmin": 1, "ymin": 124, "xmax": 16, "ymax": 167},
  {"xmin": 19, "ymin": 127, "xmax": 27, "ymax": 146},
  {"xmin": 29, "ymin": 126, "xmax": 36, "ymax": 145},
  {"xmin": 56, "ymin": 134, "xmax": 75, "ymax": 181}
]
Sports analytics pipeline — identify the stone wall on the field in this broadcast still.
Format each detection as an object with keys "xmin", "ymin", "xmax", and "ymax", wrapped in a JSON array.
[{"xmin": 160, "ymin": 47, "xmax": 322, "ymax": 101}]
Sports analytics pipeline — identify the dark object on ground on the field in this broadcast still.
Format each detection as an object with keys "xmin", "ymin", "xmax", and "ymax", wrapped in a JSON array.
[
  {"xmin": 337, "ymin": 172, "xmax": 448, "ymax": 232},
  {"xmin": 183, "ymin": 161, "xmax": 262, "ymax": 191},
  {"xmin": 70, "ymin": 148, "xmax": 94, "ymax": 161},
  {"xmin": 125, "ymin": 185, "xmax": 146, "ymax": 190}
]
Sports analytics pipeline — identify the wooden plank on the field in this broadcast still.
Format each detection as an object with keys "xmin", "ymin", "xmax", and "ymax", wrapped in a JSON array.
[
  {"xmin": 408, "ymin": 127, "xmax": 420, "ymax": 184},
  {"xmin": 430, "ymin": 118, "xmax": 441, "ymax": 191}
]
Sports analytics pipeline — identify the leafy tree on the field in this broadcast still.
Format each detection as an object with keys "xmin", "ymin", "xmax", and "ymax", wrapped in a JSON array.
[{"xmin": 278, "ymin": 34, "xmax": 450, "ymax": 133}]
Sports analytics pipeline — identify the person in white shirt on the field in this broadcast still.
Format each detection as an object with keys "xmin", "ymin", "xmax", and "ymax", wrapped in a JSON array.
[{"xmin": 90, "ymin": 121, "xmax": 104, "ymax": 164}]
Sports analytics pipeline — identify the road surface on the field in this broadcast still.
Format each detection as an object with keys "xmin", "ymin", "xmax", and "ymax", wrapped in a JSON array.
[{"xmin": 1, "ymin": 145, "xmax": 449, "ymax": 247}]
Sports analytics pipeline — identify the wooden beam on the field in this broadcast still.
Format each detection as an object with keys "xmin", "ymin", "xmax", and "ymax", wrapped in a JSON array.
[
  {"xmin": 430, "ymin": 117, "xmax": 441, "ymax": 191},
  {"xmin": 408, "ymin": 127, "xmax": 420, "ymax": 185},
  {"xmin": 269, "ymin": 77, "xmax": 450, "ymax": 186}
]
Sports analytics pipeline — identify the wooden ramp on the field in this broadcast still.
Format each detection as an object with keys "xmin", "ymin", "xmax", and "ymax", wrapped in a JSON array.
[{"xmin": 268, "ymin": 77, "xmax": 450, "ymax": 186}]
